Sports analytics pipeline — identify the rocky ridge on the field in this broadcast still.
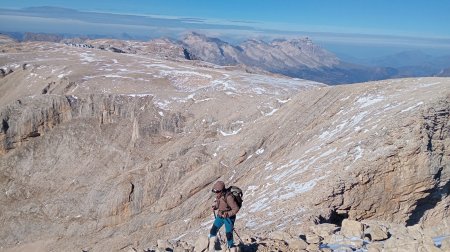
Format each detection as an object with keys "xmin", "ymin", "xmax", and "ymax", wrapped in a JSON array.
[
  {"xmin": 40, "ymin": 32, "xmax": 397, "ymax": 84},
  {"xmin": 0, "ymin": 34, "xmax": 17, "ymax": 45},
  {"xmin": 0, "ymin": 39, "xmax": 449, "ymax": 251}
]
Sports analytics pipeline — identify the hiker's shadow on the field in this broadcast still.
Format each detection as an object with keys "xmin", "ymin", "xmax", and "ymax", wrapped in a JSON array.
[{"xmin": 238, "ymin": 242, "xmax": 259, "ymax": 252}]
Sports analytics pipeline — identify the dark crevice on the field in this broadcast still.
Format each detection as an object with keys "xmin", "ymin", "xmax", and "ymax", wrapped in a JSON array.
[
  {"xmin": 433, "ymin": 167, "xmax": 443, "ymax": 181},
  {"xmin": 318, "ymin": 210, "xmax": 349, "ymax": 226},
  {"xmin": 27, "ymin": 131, "xmax": 41, "ymax": 138},
  {"xmin": 128, "ymin": 182, "xmax": 135, "ymax": 202},
  {"xmin": 42, "ymin": 84, "xmax": 50, "ymax": 94},
  {"xmin": 2, "ymin": 118, "xmax": 9, "ymax": 133},
  {"xmin": 426, "ymin": 133, "xmax": 433, "ymax": 152},
  {"xmin": 218, "ymin": 47, "xmax": 225, "ymax": 57},
  {"xmin": 183, "ymin": 48, "xmax": 192, "ymax": 60}
]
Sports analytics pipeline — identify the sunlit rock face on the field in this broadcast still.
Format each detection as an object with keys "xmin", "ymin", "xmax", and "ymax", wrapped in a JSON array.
[{"xmin": 0, "ymin": 38, "xmax": 449, "ymax": 251}]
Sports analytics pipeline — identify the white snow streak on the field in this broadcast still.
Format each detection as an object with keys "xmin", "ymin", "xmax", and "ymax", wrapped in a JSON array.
[
  {"xmin": 219, "ymin": 128, "xmax": 241, "ymax": 136},
  {"xmin": 401, "ymin": 102, "xmax": 424, "ymax": 113}
]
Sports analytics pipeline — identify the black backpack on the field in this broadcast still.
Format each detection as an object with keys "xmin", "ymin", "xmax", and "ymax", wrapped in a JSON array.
[{"xmin": 227, "ymin": 186, "xmax": 243, "ymax": 208}]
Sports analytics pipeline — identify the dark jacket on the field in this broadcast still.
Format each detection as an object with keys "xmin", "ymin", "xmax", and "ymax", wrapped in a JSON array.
[{"xmin": 213, "ymin": 190, "xmax": 240, "ymax": 218}]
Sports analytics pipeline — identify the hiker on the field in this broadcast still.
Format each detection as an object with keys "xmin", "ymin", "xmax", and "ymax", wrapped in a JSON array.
[{"xmin": 208, "ymin": 181, "xmax": 240, "ymax": 252}]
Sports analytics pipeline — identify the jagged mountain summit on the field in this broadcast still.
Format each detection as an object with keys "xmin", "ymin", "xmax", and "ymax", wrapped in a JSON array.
[
  {"xmin": 182, "ymin": 32, "xmax": 339, "ymax": 69},
  {"xmin": 179, "ymin": 32, "xmax": 398, "ymax": 85},
  {"xmin": 0, "ymin": 39, "xmax": 449, "ymax": 251}
]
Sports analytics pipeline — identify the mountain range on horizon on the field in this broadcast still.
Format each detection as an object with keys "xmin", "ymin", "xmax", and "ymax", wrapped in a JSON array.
[{"xmin": 2, "ymin": 31, "xmax": 450, "ymax": 84}]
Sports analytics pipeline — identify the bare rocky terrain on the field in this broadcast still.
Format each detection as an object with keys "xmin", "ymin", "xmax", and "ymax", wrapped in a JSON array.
[
  {"xmin": 0, "ymin": 39, "xmax": 449, "ymax": 252},
  {"xmin": 47, "ymin": 32, "xmax": 398, "ymax": 85}
]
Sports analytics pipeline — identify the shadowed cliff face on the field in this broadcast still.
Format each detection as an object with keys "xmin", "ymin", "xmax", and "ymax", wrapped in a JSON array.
[{"xmin": 0, "ymin": 40, "xmax": 449, "ymax": 251}]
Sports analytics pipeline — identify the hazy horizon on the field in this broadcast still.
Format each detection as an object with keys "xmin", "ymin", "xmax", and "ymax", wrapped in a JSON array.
[{"xmin": 1, "ymin": 1, "xmax": 450, "ymax": 59}]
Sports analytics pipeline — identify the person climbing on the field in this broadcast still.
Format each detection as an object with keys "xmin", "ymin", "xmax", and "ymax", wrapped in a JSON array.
[{"xmin": 208, "ymin": 180, "xmax": 240, "ymax": 252}]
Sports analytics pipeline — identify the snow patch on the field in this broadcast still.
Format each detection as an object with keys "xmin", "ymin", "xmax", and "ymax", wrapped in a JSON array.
[
  {"xmin": 353, "ymin": 146, "xmax": 363, "ymax": 161},
  {"xmin": 277, "ymin": 98, "xmax": 291, "ymax": 104},
  {"xmin": 79, "ymin": 53, "xmax": 96, "ymax": 62},
  {"xmin": 155, "ymin": 100, "xmax": 171, "ymax": 110},
  {"xmin": 219, "ymin": 128, "xmax": 241, "ymax": 136},
  {"xmin": 255, "ymin": 148, "xmax": 265, "ymax": 155},
  {"xmin": 356, "ymin": 95, "xmax": 385, "ymax": 108},
  {"xmin": 127, "ymin": 93, "xmax": 152, "ymax": 97},
  {"xmin": 159, "ymin": 70, "xmax": 212, "ymax": 79},
  {"xmin": 263, "ymin": 108, "xmax": 279, "ymax": 116},
  {"xmin": 420, "ymin": 82, "xmax": 440, "ymax": 88},
  {"xmin": 278, "ymin": 178, "xmax": 322, "ymax": 200},
  {"xmin": 401, "ymin": 102, "xmax": 424, "ymax": 113}
]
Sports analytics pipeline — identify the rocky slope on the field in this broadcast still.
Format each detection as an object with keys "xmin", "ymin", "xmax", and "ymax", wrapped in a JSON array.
[{"xmin": 0, "ymin": 39, "xmax": 449, "ymax": 251}]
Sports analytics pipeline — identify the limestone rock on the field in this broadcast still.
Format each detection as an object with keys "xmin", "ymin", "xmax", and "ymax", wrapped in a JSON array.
[
  {"xmin": 309, "ymin": 223, "xmax": 339, "ymax": 240},
  {"xmin": 366, "ymin": 242, "xmax": 383, "ymax": 252},
  {"xmin": 305, "ymin": 232, "xmax": 322, "ymax": 244},
  {"xmin": 306, "ymin": 243, "xmax": 320, "ymax": 252},
  {"xmin": 125, "ymin": 247, "xmax": 137, "ymax": 252},
  {"xmin": 384, "ymin": 236, "xmax": 420, "ymax": 251},
  {"xmin": 286, "ymin": 238, "xmax": 308, "ymax": 250},
  {"xmin": 441, "ymin": 236, "xmax": 450, "ymax": 251},
  {"xmin": 194, "ymin": 236, "xmax": 209, "ymax": 252},
  {"xmin": 421, "ymin": 243, "xmax": 443, "ymax": 252},
  {"xmin": 324, "ymin": 234, "xmax": 345, "ymax": 245},
  {"xmin": 366, "ymin": 223, "xmax": 389, "ymax": 241},
  {"xmin": 268, "ymin": 230, "xmax": 292, "ymax": 241},
  {"xmin": 341, "ymin": 219, "xmax": 365, "ymax": 239},
  {"xmin": 157, "ymin": 239, "xmax": 172, "ymax": 250}
]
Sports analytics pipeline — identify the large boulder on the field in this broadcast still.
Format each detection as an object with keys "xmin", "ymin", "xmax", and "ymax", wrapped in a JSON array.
[
  {"xmin": 365, "ymin": 223, "xmax": 389, "ymax": 241},
  {"xmin": 309, "ymin": 223, "xmax": 339, "ymax": 237},
  {"xmin": 341, "ymin": 219, "xmax": 365, "ymax": 239},
  {"xmin": 286, "ymin": 238, "xmax": 308, "ymax": 250}
]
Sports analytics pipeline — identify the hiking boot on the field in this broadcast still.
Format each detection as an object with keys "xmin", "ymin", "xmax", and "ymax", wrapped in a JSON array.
[{"xmin": 208, "ymin": 236, "xmax": 216, "ymax": 252}]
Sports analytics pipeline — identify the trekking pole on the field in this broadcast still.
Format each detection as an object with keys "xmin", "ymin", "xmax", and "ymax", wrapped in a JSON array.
[{"xmin": 233, "ymin": 228, "xmax": 244, "ymax": 244}]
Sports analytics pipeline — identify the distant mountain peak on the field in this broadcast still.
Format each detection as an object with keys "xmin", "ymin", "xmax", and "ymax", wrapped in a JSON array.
[
  {"xmin": 183, "ymin": 32, "xmax": 230, "ymax": 46},
  {"xmin": 178, "ymin": 32, "xmax": 341, "ymax": 78}
]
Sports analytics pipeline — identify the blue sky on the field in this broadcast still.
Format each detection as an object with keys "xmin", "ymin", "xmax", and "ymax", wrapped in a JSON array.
[{"xmin": 1, "ymin": 0, "xmax": 450, "ymax": 58}]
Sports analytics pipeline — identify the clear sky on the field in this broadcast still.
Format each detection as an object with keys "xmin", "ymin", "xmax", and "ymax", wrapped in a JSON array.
[{"xmin": 1, "ymin": 0, "xmax": 450, "ymax": 58}]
